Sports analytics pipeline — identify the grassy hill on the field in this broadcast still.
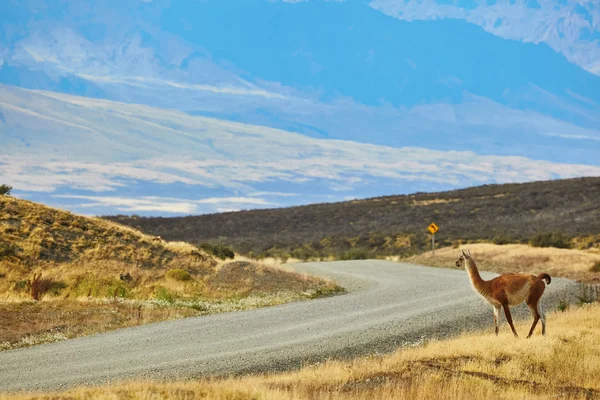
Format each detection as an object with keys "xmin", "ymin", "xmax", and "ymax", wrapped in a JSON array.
[
  {"xmin": 0, "ymin": 195, "xmax": 216, "ymax": 299},
  {"xmin": 106, "ymin": 177, "xmax": 600, "ymax": 260},
  {"xmin": 0, "ymin": 195, "xmax": 339, "ymax": 349}
]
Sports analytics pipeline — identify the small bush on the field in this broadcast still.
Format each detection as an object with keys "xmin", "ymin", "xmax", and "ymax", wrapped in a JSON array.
[
  {"xmin": 340, "ymin": 248, "xmax": 370, "ymax": 261},
  {"xmin": 28, "ymin": 273, "xmax": 55, "ymax": 300},
  {"xmin": 0, "ymin": 242, "xmax": 19, "ymax": 259},
  {"xmin": 199, "ymin": 243, "xmax": 235, "ymax": 260},
  {"xmin": 261, "ymin": 247, "xmax": 291, "ymax": 262},
  {"xmin": 529, "ymin": 232, "xmax": 572, "ymax": 249},
  {"xmin": 154, "ymin": 287, "xmax": 177, "ymax": 303},
  {"xmin": 591, "ymin": 261, "xmax": 600, "ymax": 273},
  {"xmin": 492, "ymin": 235, "xmax": 515, "ymax": 245},
  {"xmin": 556, "ymin": 299, "xmax": 569, "ymax": 312},
  {"xmin": 70, "ymin": 277, "xmax": 130, "ymax": 299},
  {"xmin": 166, "ymin": 268, "xmax": 192, "ymax": 282},
  {"xmin": 291, "ymin": 246, "xmax": 318, "ymax": 261},
  {"xmin": 103, "ymin": 281, "xmax": 130, "ymax": 298},
  {"xmin": 0, "ymin": 184, "xmax": 12, "ymax": 196}
]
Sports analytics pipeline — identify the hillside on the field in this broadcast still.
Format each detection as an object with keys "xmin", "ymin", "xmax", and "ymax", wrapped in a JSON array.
[
  {"xmin": 0, "ymin": 194, "xmax": 339, "ymax": 349},
  {"xmin": 0, "ymin": 194, "xmax": 223, "ymax": 297},
  {"xmin": 107, "ymin": 177, "xmax": 600, "ymax": 260}
]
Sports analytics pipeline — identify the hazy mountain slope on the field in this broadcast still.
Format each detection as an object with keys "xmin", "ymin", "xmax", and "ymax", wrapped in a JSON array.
[
  {"xmin": 2, "ymin": 85, "xmax": 600, "ymax": 216},
  {"xmin": 0, "ymin": 0, "xmax": 599, "ymax": 157}
]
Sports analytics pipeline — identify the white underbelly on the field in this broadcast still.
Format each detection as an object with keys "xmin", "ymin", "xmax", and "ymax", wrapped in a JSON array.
[{"xmin": 506, "ymin": 283, "xmax": 531, "ymax": 305}]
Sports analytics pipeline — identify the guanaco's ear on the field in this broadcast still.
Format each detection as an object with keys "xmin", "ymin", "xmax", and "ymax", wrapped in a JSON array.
[
  {"xmin": 461, "ymin": 249, "xmax": 468, "ymax": 257},
  {"xmin": 467, "ymin": 249, "xmax": 472, "ymax": 257}
]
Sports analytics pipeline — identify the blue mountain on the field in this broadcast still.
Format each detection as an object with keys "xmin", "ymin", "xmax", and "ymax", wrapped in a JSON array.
[
  {"xmin": 0, "ymin": 0, "xmax": 599, "ymax": 216},
  {"xmin": 162, "ymin": 0, "xmax": 600, "ymax": 111}
]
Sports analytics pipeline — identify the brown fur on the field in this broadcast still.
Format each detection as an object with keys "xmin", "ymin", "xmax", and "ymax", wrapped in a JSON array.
[{"xmin": 456, "ymin": 249, "xmax": 550, "ymax": 338}]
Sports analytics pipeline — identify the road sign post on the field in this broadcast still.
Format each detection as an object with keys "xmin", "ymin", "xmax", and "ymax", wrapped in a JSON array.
[{"xmin": 427, "ymin": 222, "xmax": 439, "ymax": 255}]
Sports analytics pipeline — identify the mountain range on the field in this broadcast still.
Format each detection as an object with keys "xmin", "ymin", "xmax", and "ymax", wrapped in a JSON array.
[{"xmin": 1, "ymin": 0, "xmax": 599, "ymax": 215}]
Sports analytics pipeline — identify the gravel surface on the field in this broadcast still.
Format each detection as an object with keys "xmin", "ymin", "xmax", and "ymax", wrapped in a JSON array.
[{"xmin": 0, "ymin": 260, "xmax": 580, "ymax": 393}]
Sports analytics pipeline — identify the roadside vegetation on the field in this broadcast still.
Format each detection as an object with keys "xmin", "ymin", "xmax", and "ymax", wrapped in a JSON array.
[
  {"xmin": 6, "ymin": 298, "xmax": 600, "ymax": 400},
  {"xmin": 0, "ymin": 195, "xmax": 341, "ymax": 350}
]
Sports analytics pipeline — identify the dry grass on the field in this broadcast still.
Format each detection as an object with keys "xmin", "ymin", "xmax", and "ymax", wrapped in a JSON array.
[
  {"xmin": 407, "ymin": 243, "xmax": 600, "ymax": 283},
  {"xmin": 411, "ymin": 198, "xmax": 460, "ymax": 206},
  {"xmin": 0, "ymin": 299, "xmax": 197, "ymax": 350},
  {"xmin": 0, "ymin": 195, "xmax": 217, "ymax": 297},
  {"xmin": 0, "ymin": 196, "xmax": 341, "ymax": 349},
  {"xmin": 0, "ymin": 288, "xmax": 343, "ymax": 351},
  {"xmin": 0, "ymin": 196, "xmax": 338, "ymax": 300},
  {"xmin": 5, "ymin": 302, "xmax": 600, "ymax": 400}
]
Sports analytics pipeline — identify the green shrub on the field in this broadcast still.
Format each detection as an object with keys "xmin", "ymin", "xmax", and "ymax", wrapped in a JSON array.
[
  {"xmin": 199, "ymin": 243, "xmax": 235, "ymax": 260},
  {"xmin": 591, "ymin": 261, "xmax": 600, "ymax": 273},
  {"xmin": 166, "ymin": 268, "xmax": 192, "ymax": 282},
  {"xmin": 492, "ymin": 235, "xmax": 515, "ymax": 245},
  {"xmin": 556, "ymin": 299, "xmax": 569, "ymax": 312},
  {"xmin": 340, "ymin": 248, "xmax": 370, "ymax": 261},
  {"xmin": 263, "ymin": 247, "xmax": 291, "ymax": 262},
  {"xmin": 13, "ymin": 280, "xmax": 28, "ymax": 291},
  {"xmin": 529, "ymin": 232, "xmax": 572, "ymax": 249},
  {"xmin": 291, "ymin": 246, "xmax": 317, "ymax": 261},
  {"xmin": 154, "ymin": 287, "xmax": 177, "ymax": 303},
  {"xmin": 104, "ymin": 281, "xmax": 130, "ymax": 298},
  {"xmin": 49, "ymin": 281, "xmax": 68, "ymax": 296},
  {"xmin": 0, "ymin": 184, "xmax": 12, "ymax": 196},
  {"xmin": 71, "ymin": 277, "xmax": 130, "ymax": 299},
  {"xmin": 0, "ymin": 242, "xmax": 19, "ymax": 259}
]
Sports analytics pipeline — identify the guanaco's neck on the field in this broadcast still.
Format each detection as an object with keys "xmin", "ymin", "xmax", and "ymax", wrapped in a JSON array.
[{"xmin": 465, "ymin": 257, "xmax": 487, "ymax": 291}]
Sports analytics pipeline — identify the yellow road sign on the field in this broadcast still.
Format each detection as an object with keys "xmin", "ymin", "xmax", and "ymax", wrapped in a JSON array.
[{"xmin": 428, "ymin": 222, "xmax": 439, "ymax": 235}]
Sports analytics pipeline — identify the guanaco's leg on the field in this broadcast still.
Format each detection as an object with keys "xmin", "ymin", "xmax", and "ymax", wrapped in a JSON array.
[
  {"xmin": 502, "ymin": 303, "xmax": 518, "ymax": 338},
  {"xmin": 526, "ymin": 302, "xmax": 540, "ymax": 339},
  {"xmin": 493, "ymin": 305, "xmax": 501, "ymax": 336},
  {"xmin": 526, "ymin": 282, "xmax": 546, "ymax": 338},
  {"xmin": 539, "ymin": 303, "xmax": 546, "ymax": 336}
]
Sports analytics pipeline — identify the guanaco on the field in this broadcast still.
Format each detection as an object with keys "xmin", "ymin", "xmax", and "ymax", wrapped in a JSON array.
[{"xmin": 455, "ymin": 249, "xmax": 551, "ymax": 338}]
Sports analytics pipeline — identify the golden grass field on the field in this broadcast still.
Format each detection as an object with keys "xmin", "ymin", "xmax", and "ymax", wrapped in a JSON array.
[
  {"xmin": 3, "ymin": 301, "xmax": 599, "ymax": 400},
  {"xmin": 406, "ymin": 243, "xmax": 600, "ymax": 283}
]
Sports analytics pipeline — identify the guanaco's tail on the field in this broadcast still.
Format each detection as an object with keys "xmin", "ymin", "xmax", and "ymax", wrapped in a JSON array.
[{"xmin": 537, "ymin": 273, "xmax": 551, "ymax": 285}]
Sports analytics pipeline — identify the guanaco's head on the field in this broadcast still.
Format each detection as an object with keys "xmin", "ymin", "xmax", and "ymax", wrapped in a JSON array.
[{"xmin": 455, "ymin": 249, "xmax": 472, "ymax": 268}]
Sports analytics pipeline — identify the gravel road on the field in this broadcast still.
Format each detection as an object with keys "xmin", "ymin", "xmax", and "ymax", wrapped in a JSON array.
[{"xmin": 0, "ymin": 260, "xmax": 580, "ymax": 392}]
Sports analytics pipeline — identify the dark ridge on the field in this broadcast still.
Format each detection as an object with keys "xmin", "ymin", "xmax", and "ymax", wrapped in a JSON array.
[{"xmin": 105, "ymin": 177, "xmax": 600, "ymax": 257}]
